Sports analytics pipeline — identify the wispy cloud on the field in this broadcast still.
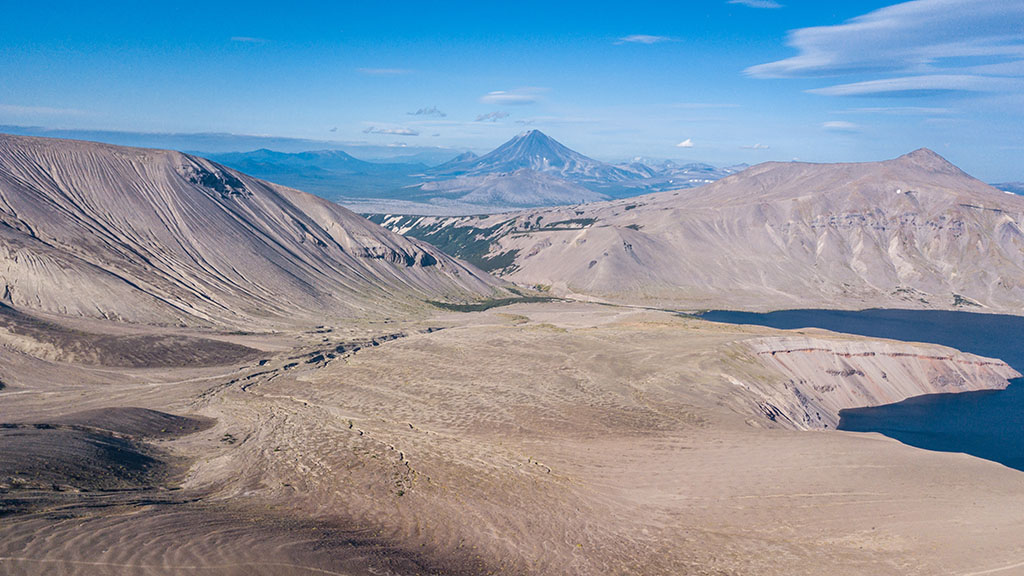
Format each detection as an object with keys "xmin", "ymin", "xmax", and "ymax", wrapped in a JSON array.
[
  {"xmin": 231, "ymin": 36, "xmax": 267, "ymax": 44},
  {"xmin": 615, "ymin": 34, "xmax": 676, "ymax": 45},
  {"xmin": 475, "ymin": 111, "xmax": 510, "ymax": 122},
  {"xmin": 746, "ymin": 0, "xmax": 1024, "ymax": 97},
  {"xmin": 808, "ymin": 75, "xmax": 1018, "ymax": 96},
  {"xmin": 676, "ymin": 138, "xmax": 695, "ymax": 148},
  {"xmin": 822, "ymin": 120, "xmax": 860, "ymax": 132},
  {"xmin": 728, "ymin": 0, "xmax": 782, "ymax": 8},
  {"xmin": 480, "ymin": 87, "xmax": 545, "ymax": 105},
  {"xmin": 408, "ymin": 106, "xmax": 446, "ymax": 117},
  {"xmin": 363, "ymin": 126, "xmax": 420, "ymax": 136},
  {"xmin": 740, "ymin": 143, "xmax": 770, "ymax": 149},
  {"xmin": 358, "ymin": 68, "xmax": 413, "ymax": 76},
  {"xmin": 0, "ymin": 103, "xmax": 87, "ymax": 117}
]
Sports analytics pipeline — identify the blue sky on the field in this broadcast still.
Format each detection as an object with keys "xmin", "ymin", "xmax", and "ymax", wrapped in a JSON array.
[{"xmin": 1, "ymin": 0, "xmax": 1022, "ymax": 180}]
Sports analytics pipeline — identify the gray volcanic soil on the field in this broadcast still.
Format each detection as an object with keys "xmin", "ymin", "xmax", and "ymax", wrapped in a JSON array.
[
  {"xmin": 1, "ymin": 407, "xmax": 210, "ymax": 499},
  {"xmin": 0, "ymin": 303, "xmax": 259, "ymax": 367},
  {"xmin": 3, "ymin": 303, "xmax": 1024, "ymax": 576}
]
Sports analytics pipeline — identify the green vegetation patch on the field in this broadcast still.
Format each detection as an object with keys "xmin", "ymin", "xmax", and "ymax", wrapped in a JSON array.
[
  {"xmin": 476, "ymin": 248, "xmax": 520, "ymax": 273},
  {"xmin": 953, "ymin": 293, "xmax": 981, "ymax": 307},
  {"xmin": 370, "ymin": 216, "xmax": 518, "ymax": 273},
  {"xmin": 542, "ymin": 217, "xmax": 596, "ymax": 229},
  {"xmin": 428, "ymin": 295, "xmax": 556, "ymax": 312}
]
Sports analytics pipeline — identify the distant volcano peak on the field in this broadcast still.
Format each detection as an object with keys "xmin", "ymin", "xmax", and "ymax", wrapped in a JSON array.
[
  {"xmin": 498, "ymin": 130, "xmax": 573, "ymax": 160},
  {"xmin": 514, "ymin": 129, "xmax": 551, "ymax": 141},
  {"xmin": 455, "ymin": 130, "xmax": 625, "ymax": 181}
]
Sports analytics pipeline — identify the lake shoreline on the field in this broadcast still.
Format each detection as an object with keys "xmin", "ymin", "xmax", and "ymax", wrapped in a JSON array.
[{"xmin": 700, "ymin": 308, "xmax": 1024, "ymax": 471}]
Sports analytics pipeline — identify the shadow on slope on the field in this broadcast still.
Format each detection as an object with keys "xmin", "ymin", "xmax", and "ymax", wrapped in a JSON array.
[{"xmin": 0, "ymin": 303, "xmax": 259, "ymax": 368}]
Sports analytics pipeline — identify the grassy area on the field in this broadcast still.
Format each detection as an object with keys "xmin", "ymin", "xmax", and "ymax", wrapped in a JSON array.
[
  {"xmin": 543, "ymin": 217, "xmax": 596, "ymax": 228},
  {"xmin": 366, "ymin": 215, "xmax": 521, "ymax": 273},
  {"xmin": 427, "ymin": 295, "xmax": 556, "ymax": 312}
]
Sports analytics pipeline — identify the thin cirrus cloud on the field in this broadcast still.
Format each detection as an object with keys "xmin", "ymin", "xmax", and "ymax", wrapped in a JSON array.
[
  {"xmin": 475, "ymin": 111, "xmax": 510, "ymax": 122},
  {"xmin": 0, "ymin": 103, "xmax": 87, "ymax": 117},
  {"xmin": 741, "ymin": 143, "xmax": 770, "ymax": 150},
  {"xmin": 676, "ymin": 139, "xmax": 695, "ymax": 148},
  {"xmin": 746, "ymin": 0, "xmax": 1024, "ymax": 97},
  {"xmin": 822, "ymin": 121, "xmax": 860, "ymax": 132},
  {"xmin": 480, "ymin": 88, "xmax": 544, "ymax": 105},
  {"xmin": 728, "ymin": 0, "xmax": 782, "ymax": 8},
  {"xmin": 363, "ymin": 126, "xmax": 420, "ymax": 136},
  {"xmin": 230, "ymin": 36, "xmax": 267, "ymax": 44},
  {"xmin": 809, "ymin": 74, "xmax": 1018, "ymax": 96},
  {"xmin": 615, "ymin": 34, "xmax": 676, "ymax": 45}
]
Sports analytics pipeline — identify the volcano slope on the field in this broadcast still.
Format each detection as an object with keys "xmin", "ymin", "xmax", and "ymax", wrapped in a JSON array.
[
  {"xmin": 374, "ymin": 149, "xmax": 1024, "ymax": 313},
  {"xmin": 0, "ymin": 134, "xmax": 503, "ymax": 330}
]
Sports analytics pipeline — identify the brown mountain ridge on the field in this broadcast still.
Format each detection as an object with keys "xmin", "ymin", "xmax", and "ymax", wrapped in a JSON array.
[{"xmin": 376, "ymin": 148, "xmax": 1024, "ymax": 313}]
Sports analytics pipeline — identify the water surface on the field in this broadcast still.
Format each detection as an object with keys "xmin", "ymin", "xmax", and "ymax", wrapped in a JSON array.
[{"xmin": 700, "ymin": 309, "xmax": 1024, "ymax": 471}]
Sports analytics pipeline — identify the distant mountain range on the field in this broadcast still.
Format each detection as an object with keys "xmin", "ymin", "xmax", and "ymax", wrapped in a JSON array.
[
  {"xmin": 372, "ymin": 148, "xmax": 1024, "ymax": 314},
  {"xmin": 206, "ymin": 148, "xmax": 427, "ymax": 199},
  {"xmin": 0, "ymin": 124, "xmax": 459, "ymax": 163},
  {"xmin": 209, "ymin": 130, "xmax": 745, "ymax": 214},
  {"xmin": 993, "ymin": 182, "xmax": 1024, "ymax": 195}
]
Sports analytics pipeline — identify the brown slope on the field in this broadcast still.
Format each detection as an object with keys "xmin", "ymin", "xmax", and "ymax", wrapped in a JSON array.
[
  {"xmin": 386, "ymin": 149, "xmax": 1024, "ymax": 312},
  {"xmin": 0, "ymin": 134, "xmax": 503, "ymax": 328}
]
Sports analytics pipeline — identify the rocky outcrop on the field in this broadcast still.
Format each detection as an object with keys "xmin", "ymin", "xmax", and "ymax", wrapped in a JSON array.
[{"xmin": 741, "ymin": 336, "xmax": 1020, "ymax": 430}]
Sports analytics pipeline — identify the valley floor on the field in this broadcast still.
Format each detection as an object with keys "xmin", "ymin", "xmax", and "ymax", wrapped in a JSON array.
[{"xmin": 3, "ymin": 302, "xmax": 1024, "ymax": 575}]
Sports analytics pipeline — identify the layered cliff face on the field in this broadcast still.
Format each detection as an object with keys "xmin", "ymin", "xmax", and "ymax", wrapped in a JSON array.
[
  {"xmin": 377, "ymin": 149, "xmax": 1024, "ymax": 313},
  {"xmin": 736, "ymin": 335, "xmax": 1020, "ymax": 430},
  {"xmin": 0, "ymin": 134, "xmax": 504, "ymax": 328}
]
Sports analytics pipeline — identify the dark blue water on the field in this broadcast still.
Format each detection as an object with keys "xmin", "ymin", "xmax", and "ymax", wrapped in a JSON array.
[{"xmin": 699, "ymin": 309, "xmax": 1024, "ymax": 471}]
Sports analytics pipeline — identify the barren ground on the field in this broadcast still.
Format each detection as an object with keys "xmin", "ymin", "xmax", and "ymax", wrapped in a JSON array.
[{"xmin": 3, "ymin": 302, "xmax": 1024, "ymax": 575}]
